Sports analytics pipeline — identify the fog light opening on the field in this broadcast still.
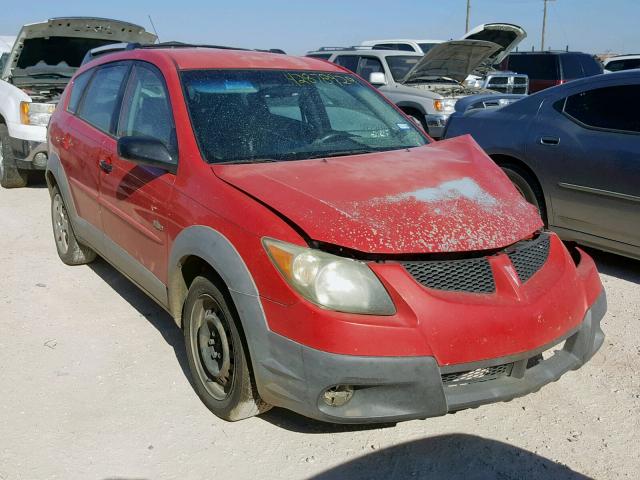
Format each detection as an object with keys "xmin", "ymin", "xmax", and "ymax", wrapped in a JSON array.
[
  {"xmin": 34, "ymin": 152, "xmax": 48, "ymax": 167},
  {"xmin": 322, "ymin": 385, "xmax": 354, "ymax": 407}
]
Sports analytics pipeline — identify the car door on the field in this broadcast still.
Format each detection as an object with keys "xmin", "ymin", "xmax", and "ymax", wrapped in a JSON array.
[
  {"xmin": 98, "ymin": 61, "xmax": 177, "ymax": 300},
  {"xmin": 62, "ymin": 65, "xmax": 129, "ymax": 231},
  {"xmin": 529, "ymin": 82, "xmax": 640, "ymax": 247}
]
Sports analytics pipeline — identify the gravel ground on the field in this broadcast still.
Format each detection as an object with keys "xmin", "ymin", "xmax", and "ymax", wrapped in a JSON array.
[{"xmin": 1, "ymin": 181, "xmax": 638, "ymax": 480}]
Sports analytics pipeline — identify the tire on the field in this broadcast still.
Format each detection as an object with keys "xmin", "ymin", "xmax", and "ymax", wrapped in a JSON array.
[
  {"xmin": 183, "ymin": 276, "xmax": 271, "ymax": 421},
  {"xmin": 50, "ymin": 186, "xmax": 97, "ymax": 265},
  {"xmin": 501, "ymin": 164, "xmax": 548, "ymax": 225},
  {"xmin": 0, "ymin": 124, "xmax": 28, "ymax": 188}
]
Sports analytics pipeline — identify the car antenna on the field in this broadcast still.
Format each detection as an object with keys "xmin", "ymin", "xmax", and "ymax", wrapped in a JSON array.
[{"xmin": 148, "ymin": 14, "xmax": 161, "ymax": 43}]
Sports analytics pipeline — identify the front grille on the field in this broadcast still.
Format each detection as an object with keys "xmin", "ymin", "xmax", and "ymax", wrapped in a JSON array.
[
  {"xmin": 487, "ymin": 77, "xmax": 508, "ymax": 85},
  {"xmin": 402, "ymin": 257, "xmax": 495, "ymax": 293},
  {"xmin": 508, "ymin": 234, "xmax": 551, "ymax": 284},
  {"xmin": 514, "ymin": 77, "xmax": 528, "ymax": 85},
  {"xmin": 442, "ymin": 363, "xmax": 513, "ymax": 386}
]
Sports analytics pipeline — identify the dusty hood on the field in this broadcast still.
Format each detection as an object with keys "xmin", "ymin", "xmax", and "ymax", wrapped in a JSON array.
[
  {"xmin": 214, "ymin": 136, "xmax": 542, "ymax": 255},
  {"xmin": 402, "ymin": 40, "xmax": 501, "ymax": 84},
  {"xmin": 462, "ymin": 23, "xmax": 527, "ymax": 65},
  {"xmin": 3, "ymin": 18, "xmax": 156, "ymax": 80}
]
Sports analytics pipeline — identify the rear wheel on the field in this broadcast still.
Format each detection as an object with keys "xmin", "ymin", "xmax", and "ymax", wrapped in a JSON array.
[
  {"xmin": 501, "ymin": 164, "xmax": 547, "ymax": 225},
  {"xmin": 0, "ymin": 124, "xmax": 28, "ymax": 189},
  {"xmin": 183, "ymin": 276, "xmax": 271, "ymax": 421},
  {"xmin": 50, "ymin": 186, "xmax": 96, "ymax": 265}
]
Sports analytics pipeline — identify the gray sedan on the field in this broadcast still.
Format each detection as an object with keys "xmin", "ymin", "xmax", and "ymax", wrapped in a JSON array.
[{"xmin": 444, "ymin": 71, "xmax": 640, "ymax": 260}]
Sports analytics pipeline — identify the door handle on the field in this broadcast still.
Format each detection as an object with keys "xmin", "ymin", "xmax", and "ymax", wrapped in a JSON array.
[
  {"xmin": 540, "ymin": 136, "xmax": 560, "ymax": 146},
  {"xmin": 99, "ymin": 159, "xmax": 113, "ymax": 173}
]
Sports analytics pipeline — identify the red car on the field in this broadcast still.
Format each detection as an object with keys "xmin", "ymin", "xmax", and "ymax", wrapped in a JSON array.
[{"xmin": 46, "ymin": 44, "xmax": 606, "ymax": 424}]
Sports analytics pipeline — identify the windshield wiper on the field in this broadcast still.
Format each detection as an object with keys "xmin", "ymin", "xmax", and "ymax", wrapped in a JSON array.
[
  {"xmin": 216, "ymin": 158, "xmax": 280, "ymax": 165},
  {"xmin": 304, "ymin": 149, "xmax": 377, "ymax": 159}
]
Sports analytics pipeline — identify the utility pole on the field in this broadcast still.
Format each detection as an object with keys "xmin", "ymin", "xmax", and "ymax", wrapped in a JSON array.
[
  {"xmin": 465, "ymin": 0, "xmax": 471, "ymax": 33},
  {"xmin": 541, "ymin": 0, "xmax": 556, "ymax": 51}
]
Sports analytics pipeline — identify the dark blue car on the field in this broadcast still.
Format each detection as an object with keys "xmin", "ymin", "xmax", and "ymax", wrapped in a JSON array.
[{"xmin": 444, "ymin": 71, "xmax": 640, "ymax": 261}]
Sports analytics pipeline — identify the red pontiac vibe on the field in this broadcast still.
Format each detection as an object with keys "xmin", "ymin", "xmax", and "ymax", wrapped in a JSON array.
[{"xmin": 46, "ymin": 44, "xmax": 606, "ymax": 423}]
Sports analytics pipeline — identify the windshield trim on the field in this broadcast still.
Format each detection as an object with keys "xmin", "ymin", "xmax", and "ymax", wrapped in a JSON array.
[{"xmin": 178, "ymin": 68, "xmax": 429, "ymax": 165}]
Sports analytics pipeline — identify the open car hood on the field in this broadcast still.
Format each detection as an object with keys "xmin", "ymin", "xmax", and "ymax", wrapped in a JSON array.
[
  {"xmin": 2, "ymin": 18, "xmax": 156, "ymax": 80},
  {"xmin": 462, "ymin": 23, "xmax": 527, "ymax": 65},
  {"xmin": 401, "ymin": 40, "xmax": 501, "ymax": 84},
  {"xmin": 214, "ymin": 136, "xmax": 543, "ymax": 255}
]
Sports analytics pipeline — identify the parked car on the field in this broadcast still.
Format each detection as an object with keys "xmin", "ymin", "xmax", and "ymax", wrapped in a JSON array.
[
  {"xmin": 603, "ymin": 54, "xmax": 640, "ymax": 73},
  {"xmin": 362, "ymin": 23, "xmax": 529, "ymax": 94},
  {"xmin": 499, "ymin": 51, "xmax": 603, "ymax": 93},
  {"xmin": 46, "ymin": 44, "xmax": 606, "ymax": 424},
  {"xmin": 0, "ymin": 18, "xmax": 156, "ymax": 188},
  {"xmin": 307, "ymin": 40, "xmax": 508, "ymax": 137},
  {"xmin": 444, "ymin": 71, "xmax": 640, "ymax": 260}
]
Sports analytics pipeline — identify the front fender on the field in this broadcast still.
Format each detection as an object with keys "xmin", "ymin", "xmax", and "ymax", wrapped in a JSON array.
[{"xmin": 0, "ymin": 80, "xmax": 46, "ymax": 141}]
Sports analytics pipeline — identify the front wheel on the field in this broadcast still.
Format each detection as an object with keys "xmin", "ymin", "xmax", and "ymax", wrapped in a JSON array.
[
  {"xmin": 501, "ymin": 165, "xmax": 547, "ymax": 225},
  {"xmin": 0, "ymin": 124, "xmax": 28, "ymax": 189},
  {"xmin": 183, "ymin": 276, "xmax": 271, "ymax": 421}
]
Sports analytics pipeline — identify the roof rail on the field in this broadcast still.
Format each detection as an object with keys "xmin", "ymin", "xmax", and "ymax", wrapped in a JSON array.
[
  {"xmin": 81, "ymin": 41, "xmax": 287, "ymax": 65},
  {"xmin": 315, "ymin": 46, "xmax": 373, "ymax": 52}
]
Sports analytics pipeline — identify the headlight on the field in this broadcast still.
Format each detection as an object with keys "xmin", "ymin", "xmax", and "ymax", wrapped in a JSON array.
[
  {"xmin": 20, "ymin": 102, "xmax": 55, "ymax": 126},
  {"xmin": 433, "ymin": 98, "xmax": 457, "ymax": 114},
  {"xmin": 263, "ymin": 238, "xmax": 396, "ymax": 315}
]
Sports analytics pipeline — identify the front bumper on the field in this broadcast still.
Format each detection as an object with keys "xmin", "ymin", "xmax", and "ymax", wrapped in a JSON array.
[
  {"xmin": 10, "ymin": 135, "xmax": 48, "ymax": 170},
  {"xmin": 425, "ymin": 113, "xmax": 450, "ymax": 138},
  {"xmin": 255, "ymin": 290, "xmax": 606, "ymax": 424}
]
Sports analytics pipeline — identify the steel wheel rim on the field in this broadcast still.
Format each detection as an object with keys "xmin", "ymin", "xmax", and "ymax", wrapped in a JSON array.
[
  {"xmin": 52, "ymin": 194, "xmax": 70, "ymax": 254},
  {"xmin": 190, "ymin": 293, "xmax": 235, "ymax": 400}
]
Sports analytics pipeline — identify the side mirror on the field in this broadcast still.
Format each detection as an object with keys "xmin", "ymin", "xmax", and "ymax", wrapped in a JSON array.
[
  {"xmin": 117, "ymin": 136, "xmax": 176, "ymax": 174},
  {"xmin": 368, "ymin": 72, "xmax": 387, "ymax": 86}
]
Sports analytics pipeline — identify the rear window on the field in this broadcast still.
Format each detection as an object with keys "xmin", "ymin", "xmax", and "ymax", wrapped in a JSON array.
[
  {"xmin": 333, "ymin": 55, "xmax": 359, "ymax": 73},
  {"xmin": 562, "ymin": 54, "xmax": 602, "ymax": 78},
  {"xmin": 606, "ymin": 58, "xmax": 640, "ymax": 72},
  {"xmin": 507, "ymin": 54, "xmax": 558, "ymax": 80}
]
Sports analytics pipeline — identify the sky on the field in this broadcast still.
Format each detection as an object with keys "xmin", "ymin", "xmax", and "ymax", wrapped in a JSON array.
[{"xmin": 0, "ymin": 0, "xmax": 637, "ymax": 56}]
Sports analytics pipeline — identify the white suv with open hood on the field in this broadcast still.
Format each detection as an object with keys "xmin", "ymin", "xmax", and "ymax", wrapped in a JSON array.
[
  {"xmin": 307, "ymin": 39, "xmax": 514, "ymax": 138},
  {"xmin": 0, "ymin": 17, "xmax": 155, "ymax": 188},
  {"xmin": 361, "ymin": 23, "xmax": 528, "ymax": 94}
]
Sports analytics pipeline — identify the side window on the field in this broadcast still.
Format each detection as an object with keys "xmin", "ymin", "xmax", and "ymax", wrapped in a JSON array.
[
  {"xmin": 117, "ymin": 63, "xmax": 177, "ymax": 156},
  {"xmin": 77, "ymin": 64, "xmax": 129, "ymax": 133},
  {"xmin": 507, "ymin": 54, "xmax": 558, "ymax": 80},
  {"xmin": 264, "ymin": 93, "xmax": 302, "ymax": 121},
  {"xmin": 306, "ymin": 53, "xmax": 332, "ymax": 60},
  {"xmin": 67, "ymin": 69, "xmax": 94, "ymax": 114},
  {"xmin": 357, "ymin": 57, "xmax": 384, "ymax": 81},
  {"xmin": 564, "ymin": 85, "xmax": 640, "ymax": 133},
  {"xmin": 334, "ymin": 55, "xmax": 359, "ymax": 73}
]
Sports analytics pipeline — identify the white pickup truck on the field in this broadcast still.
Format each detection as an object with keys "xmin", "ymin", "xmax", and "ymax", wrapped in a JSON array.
[{"xmin": 0, "ymin": 18, "xmax": 155, "ymax": 188}]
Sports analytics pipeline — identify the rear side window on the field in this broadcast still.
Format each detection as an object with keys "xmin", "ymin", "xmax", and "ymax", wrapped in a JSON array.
[
  {"xmin": 306, "ymin": 53, "xmax": 332, "ymax": 60},
  {"xmin": 507, "ymin": 54, "xmax": 558, "ymax": 80},
  {"xmin": 606, "ymin": 58, "xmax": 640, "ymax": 72},
  {"xmin": 581, "ymin": 56, "xmax": 603, "ymax": 76},
  {"xmin": 334, "ymin": 55, "xmax": 360, "ymax": 73},
  {"xmin": 373, "ymin": 43, "xmax": 414, "ymax": 52},
  {"xmin": 117, "ymin": 63, "xmax": 177, "ymax": 156},
  {"xmin": 560, "ymin": 55, "xmax": 584, "ymax": 79},
  {"xmin": 564, "ymin": 85, "xmax": 640, "ymax": 133},
  {"xmin": 78, "ymin": 64, "xmax": 129, "ymax": 133},
  {"xmin": 67, "ymin": 69, "xmax": 93, "ymax": 114}
]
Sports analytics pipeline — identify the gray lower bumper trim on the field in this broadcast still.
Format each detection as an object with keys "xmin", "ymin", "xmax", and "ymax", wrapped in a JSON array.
[{"xmin": 254, "ymin": 290, "xmax": 606, "ymax": 424}]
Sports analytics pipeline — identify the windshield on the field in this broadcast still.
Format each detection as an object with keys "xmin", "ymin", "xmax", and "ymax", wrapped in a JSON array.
[
  {"xmin": 418, "ymin": 43, "xmax": 439, "ymax": 54},
  {"xmin": 386, "ymin": 55, "xmax": 422, "ymax": 82},
  {"xmin": 181, "ymin": 69, "xmax": 428, "ymax": 164}
]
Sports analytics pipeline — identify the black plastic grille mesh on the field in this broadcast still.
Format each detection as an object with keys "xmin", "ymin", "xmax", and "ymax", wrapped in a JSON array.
[
  {"xmin": 402, "ymin": 257, "xmax": 495, "ymax": 293},
  {"xmin": 508, "ymin": 234, "xmax": 551, "ymax": 284},
  {"xmin": 441, "ymin": 363, "xmax": 513, "ymax": 387}
]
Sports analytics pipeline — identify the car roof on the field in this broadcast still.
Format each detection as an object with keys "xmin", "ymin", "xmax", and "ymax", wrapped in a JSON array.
[
  {"xmin": 81, "ymin": 46, "xmax": 345, "ymax": 73},
  {"xmin": 509, "ymin": 51, "xmax": 592, "ymax": 56},
  {"xmin": 361, "ymin": 39, "xmax": 444, "ymax": 44},
  {"xmin": 320, "ymin": 49, "xmax": 424, "ymax": 58},
  {"xmin": 604, "ymin": 54, "xmax": 640, "ymax": 62}
]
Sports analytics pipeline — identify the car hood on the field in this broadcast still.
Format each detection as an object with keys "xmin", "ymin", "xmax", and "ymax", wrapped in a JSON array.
[
  {"xmin": 401, "ymin": 40, "xmax": 502, "ymax": 84},
  {"xmin": 213, "ymin": 136, "xmax": 542, "ymax": 255},
  {"xmin": 462, "ymin": 23, "xmax": 527, "ymax": 65},
  {"xmin": 2, "ymin": 18, "xmax": 156, "ymax": 80}
]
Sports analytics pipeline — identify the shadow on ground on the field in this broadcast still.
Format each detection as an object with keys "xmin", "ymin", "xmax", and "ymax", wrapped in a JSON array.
[
  {"xmin": 585, "ymin": 247, "xmax": 640, "ymax": 284},
  {"xmin": 88, "ymin": 258, "xmax": 190, "ymax": 381},
  {"xmin": 308, "ymin": 434, "xmax": 592, "ymax": 480}
]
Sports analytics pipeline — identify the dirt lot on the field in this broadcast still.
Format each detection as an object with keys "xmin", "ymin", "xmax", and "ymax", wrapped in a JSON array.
[{"xmin": 0, "ymin": 181, "xmax": 638, "ymax": 480}]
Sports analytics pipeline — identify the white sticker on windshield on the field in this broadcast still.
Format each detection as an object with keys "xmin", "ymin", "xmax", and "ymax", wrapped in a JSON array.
[{"xmin": 397, "ymin": 123, "xmax": 411, "ymax": 130}]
